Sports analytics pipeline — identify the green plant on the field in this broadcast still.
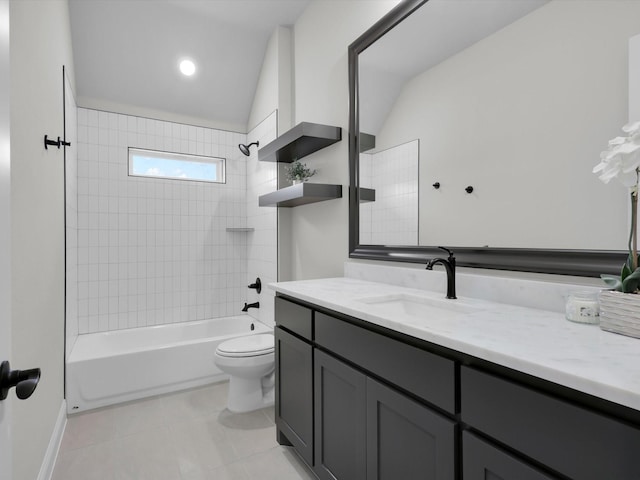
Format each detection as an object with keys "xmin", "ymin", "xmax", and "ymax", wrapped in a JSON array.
[
  {"xmin": 286, "ymin": 161, "xmax": 317, "ymax": 182},
  {"xmin": 593, "ymin": 121, "xmax": 640, "ymax": 293}
]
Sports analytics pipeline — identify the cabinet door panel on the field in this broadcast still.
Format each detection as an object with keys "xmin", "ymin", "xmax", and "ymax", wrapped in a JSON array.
[
  {"xmin": 314, "ymin": 350, "xmax": 366, "ymax": 480},
  {"xmin": 367, "ymin": 378, "xmax": 456, "ymax": 480},
  {"xmin": 463, "ymin": 432, "xmax": 557, "ymax": 480},
  {"xmin": 275, "ymin": 327, "xmax": 313, "ymax": 466}
]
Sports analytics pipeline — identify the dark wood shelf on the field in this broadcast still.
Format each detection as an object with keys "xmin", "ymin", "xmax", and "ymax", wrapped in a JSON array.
[
  {"xmin": 258, "ymin": 122, "xmax": 342, "ymax": 163},
  {"xmin": 259, "ymin": 183, "xmax": 343, "ymax": 207},
  {"xmin": 359, "ymin": 188, "xmax": 376, "ymax": 203}
]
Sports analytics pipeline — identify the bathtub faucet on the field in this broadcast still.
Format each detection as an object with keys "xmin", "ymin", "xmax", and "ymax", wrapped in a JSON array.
[{"xmin": 242, "ymin": 302, "xmax": 260, "ymax": 312}]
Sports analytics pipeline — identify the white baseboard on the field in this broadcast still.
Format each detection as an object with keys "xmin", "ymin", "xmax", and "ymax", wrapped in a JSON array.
[{"xmin": 37, "ymin": 400, "xmax": 66, "ymax": 480}]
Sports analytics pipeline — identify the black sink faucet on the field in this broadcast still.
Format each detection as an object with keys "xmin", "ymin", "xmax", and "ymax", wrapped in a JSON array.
[{"xmin": 425, "ymin": 247, "xmax": 457, "ymax": 299}]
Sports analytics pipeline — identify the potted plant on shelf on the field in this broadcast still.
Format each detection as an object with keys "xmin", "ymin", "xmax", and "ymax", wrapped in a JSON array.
[
  {"xmin": 286, "ymin": 161, "xmax": 317, "ymax": 185},
  {"xmin": 593, "ymin": 120, "xmax": 640, "ymax": 338}
]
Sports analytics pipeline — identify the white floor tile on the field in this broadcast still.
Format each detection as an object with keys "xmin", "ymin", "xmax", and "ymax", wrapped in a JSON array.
[{"xmin": 52, "ymin": 382, "xmax": 315, "ymax": 480}]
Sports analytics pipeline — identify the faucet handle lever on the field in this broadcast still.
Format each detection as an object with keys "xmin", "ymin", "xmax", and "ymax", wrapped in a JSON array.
[{"xmin": 437, "ymin": 246, "xmax": 454, "ymax": 258}]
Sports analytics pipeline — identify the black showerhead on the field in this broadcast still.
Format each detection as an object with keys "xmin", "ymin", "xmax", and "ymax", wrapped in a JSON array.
[{"xmin": 239, "ymin": 141, "xmax": 259, "ymax": 156}]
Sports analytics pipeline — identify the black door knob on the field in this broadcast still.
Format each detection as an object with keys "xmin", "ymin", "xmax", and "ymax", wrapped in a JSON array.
[{"xmin": 0, "ymin": 361, "xmax": 41, "ymax": 401}]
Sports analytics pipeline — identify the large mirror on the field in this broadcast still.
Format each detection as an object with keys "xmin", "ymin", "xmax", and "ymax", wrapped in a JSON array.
[{"xmin": 349, "ymin": 0, "xmax": 640, "ymax": 276}]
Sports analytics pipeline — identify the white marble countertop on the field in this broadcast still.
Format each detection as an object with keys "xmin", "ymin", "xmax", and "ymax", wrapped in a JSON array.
[{"xmin": 270, "ymin": 277, "xmax": 640, "ymax": 412}]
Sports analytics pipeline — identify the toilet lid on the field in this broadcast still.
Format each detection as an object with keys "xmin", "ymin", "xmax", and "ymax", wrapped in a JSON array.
[{"xmin": 217, "ymin": 334, "xmax": 274, "ymax": 357}]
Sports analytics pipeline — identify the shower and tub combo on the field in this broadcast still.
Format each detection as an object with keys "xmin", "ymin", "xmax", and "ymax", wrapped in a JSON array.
[{"xmin": 66, "ymin": 276, "xmax": 275, "ymax": 414}]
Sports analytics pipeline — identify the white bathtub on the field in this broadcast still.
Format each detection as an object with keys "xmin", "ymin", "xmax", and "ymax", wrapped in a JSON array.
[{"xmin": 66, "ymin": 316, "xmax": 271, "ymax": 413}]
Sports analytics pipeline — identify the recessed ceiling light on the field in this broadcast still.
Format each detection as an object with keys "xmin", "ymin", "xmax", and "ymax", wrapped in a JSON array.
[{"xmin": 179, "ymin": 59, "xmax": 196, "ymax": 76}]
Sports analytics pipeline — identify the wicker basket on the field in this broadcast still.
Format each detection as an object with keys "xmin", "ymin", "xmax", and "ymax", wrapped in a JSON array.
[{"xmin": 599, "ymin": 291, "xmax": 640, "ymax": 339}]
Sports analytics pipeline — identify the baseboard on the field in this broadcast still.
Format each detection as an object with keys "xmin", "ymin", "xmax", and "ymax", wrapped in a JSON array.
[{"xmin": 37, "ymin": 399, "xmax": 67, "ymax": 480}]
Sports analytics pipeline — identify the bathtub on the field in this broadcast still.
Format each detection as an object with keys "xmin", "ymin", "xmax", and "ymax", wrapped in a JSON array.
[{"xmin": 66, "ymin": 316, "xmax": 271, "ymax": 413}]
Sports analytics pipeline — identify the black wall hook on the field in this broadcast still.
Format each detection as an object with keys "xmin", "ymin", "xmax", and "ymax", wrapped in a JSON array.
[
  {"xmin": 465, "ymin": 186, "xmax": 474, "ymax": 194},
  {"xmin": 44, "ymin": 135, "xmax": 71, "ymax": 150},
  {"xmin": 432, "ymin": 182, "xmax": 440, "ymax": 189}
]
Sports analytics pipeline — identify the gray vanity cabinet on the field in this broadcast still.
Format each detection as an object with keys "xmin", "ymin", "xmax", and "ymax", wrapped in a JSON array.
[{"xmin": 276, "ymin": 295, "xmax": 640, "ymax": 480}]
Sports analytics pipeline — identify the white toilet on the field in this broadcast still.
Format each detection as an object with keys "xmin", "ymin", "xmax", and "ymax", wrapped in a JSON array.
[{"xmin": 214, "ymin": 333, "xmax": 275, "ymax": 413}]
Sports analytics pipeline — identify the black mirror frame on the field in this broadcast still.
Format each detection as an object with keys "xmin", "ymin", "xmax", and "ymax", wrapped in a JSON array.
[{"xmin": 348, "ymin": 0, "xmax": 626, "ymax": 277}]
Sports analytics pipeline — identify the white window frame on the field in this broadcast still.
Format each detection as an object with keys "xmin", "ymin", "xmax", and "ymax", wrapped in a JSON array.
[{"xmin": 128, "ymin": 147, "xmax": 226, "ymax": 184}]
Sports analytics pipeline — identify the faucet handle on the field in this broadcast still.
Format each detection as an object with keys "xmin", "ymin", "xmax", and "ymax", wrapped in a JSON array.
[{"xmin": 437, "ymin": 246, "xmax": 454, "ymax": 258}]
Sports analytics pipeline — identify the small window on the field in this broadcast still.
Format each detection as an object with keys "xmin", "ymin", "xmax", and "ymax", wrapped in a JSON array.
[{"xmin": 128, "ymin": 148, "xmax": 225, "ymax": 183}]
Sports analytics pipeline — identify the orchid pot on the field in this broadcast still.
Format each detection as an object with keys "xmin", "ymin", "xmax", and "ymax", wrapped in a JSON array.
[{"xmin": 593, "ymin": 120, "xmax": 640, "ymax": 337}]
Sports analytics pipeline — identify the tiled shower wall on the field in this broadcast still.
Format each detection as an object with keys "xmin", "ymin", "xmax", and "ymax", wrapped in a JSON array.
[
  {"xmin": 359, "ymin": 139, "xmax": 419, "ymax": 245},
  {"xmin": 74, "ymin": 108, "xmax": 248, "ymax": 334}
]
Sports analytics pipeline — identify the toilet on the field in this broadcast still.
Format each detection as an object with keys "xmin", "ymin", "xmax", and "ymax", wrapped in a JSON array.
[{"xmin": 214, "ymin": 333, "xmax": 275, "ymax": 413}]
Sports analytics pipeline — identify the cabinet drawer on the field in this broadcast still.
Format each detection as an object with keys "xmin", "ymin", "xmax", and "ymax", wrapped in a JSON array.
[
  {"xmin": 275, "ymin": 297, "xmax": 313, "ymax": 340},
  {"xmin": 463, "ymin": 431, "xmax": 557, "ymax": 480},
  {"xmin": 461, "ymin": 366, "xmax": 640, "ymax": 479},
  {"xmin": 315, "ymin": 312, "xmax": 455, "ymax": 414}
]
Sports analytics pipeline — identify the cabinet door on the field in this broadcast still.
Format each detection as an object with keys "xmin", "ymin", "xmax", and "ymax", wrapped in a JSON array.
[
  {"xmin": 275, "ymin": 326, "xmax": 314, "ymax": 466},
  {"xmin": 366, "ymin": 378, "xmax": 456, "ymax": 480},
  {"xmin": 314, "ymin": 350, "xmax": 366, "ymax": 480},
  {"xmin": 463, "ymin": 432, "xmax": 557, "ymax": 480}
]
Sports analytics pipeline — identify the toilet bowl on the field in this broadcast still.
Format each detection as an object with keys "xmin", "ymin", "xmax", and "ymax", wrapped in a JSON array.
[{"xmin": 214, "ymin": 333, "xmax": 275, "ymax": 413}]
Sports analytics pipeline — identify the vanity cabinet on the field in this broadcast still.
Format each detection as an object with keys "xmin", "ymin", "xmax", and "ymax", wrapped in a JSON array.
[
  {"xmin": 276, "ymin": 296, "xmax": 456, "ymax": 480},
  {"xmin": 274, "ymin": 295, "xmax": 640, "ymax": 480}
]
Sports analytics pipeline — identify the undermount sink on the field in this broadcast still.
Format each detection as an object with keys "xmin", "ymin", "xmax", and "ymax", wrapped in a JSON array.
[{"xmin": 356, "ymin": 293, "xmax": 483, "ymax": 318}]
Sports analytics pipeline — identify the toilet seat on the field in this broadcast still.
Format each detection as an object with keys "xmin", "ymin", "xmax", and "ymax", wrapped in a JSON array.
[{"xmin": 216, "ymin": 334, "xmax": 274, "ymax": 358}]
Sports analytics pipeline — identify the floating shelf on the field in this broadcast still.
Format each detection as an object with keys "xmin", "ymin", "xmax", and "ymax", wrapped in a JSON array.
[
  {"xmin": 259, "ymin": 183, "xmax": 342, "ymax": 207},
  {"xmin": 359, "ymin": 133, "xmax": 376, "ymax": 153},
  {"xmin": 359, "ymin": 188, "xmax": 376, "ymax": 203},
  {"xmin": 226, "ymin": 227, "xmax": 255, "ymax": 232},
  {"xmin": 258, "ymin": 122, "xmax": 342, "ymax": 163}
]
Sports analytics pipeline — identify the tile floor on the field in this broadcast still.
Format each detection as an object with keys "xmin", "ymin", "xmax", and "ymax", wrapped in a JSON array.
[{"xmin": 52, "ymin": 382, "xmax": 316, "ymax": 480}]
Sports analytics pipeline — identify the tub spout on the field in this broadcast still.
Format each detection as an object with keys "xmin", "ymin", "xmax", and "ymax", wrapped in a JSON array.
[{"xmin": 242, "ymin": 302, "xmax": 260, "ymax": 312}]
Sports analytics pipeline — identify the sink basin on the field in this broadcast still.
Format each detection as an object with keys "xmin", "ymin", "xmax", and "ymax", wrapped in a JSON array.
[{"xmin": 356, "ymin": 293, "xmax": 482, "ymax": 318}]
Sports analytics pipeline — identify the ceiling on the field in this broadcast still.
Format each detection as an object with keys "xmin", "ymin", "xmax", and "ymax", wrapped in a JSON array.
[{"xmin": 68, "ymin": 0, "xmax": 311, "ymax": 132}]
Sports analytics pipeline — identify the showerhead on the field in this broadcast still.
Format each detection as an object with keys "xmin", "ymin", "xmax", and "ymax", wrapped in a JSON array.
[{"xmin": 238, "ymin": 141, "xmax": 259, "ymax": 156}]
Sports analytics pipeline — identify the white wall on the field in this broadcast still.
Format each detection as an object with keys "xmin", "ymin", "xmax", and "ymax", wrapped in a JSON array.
[
  {"xmin": 376, "ymin": 1, "xmax": 639, "ymax": 250},
  {"xmin": 9, "ymin": 1, "xmax": 74, "ymax": 478},
  {"xmin": 248, "ymin": 27, "xmax": 292, "ymax": 134},
  {"xmin": 73, "ymin": 108, "xmax": 248, "ymax": 333},
  {"xmin": 0, "ymin": 0, "xmax": 10, "ymax": 478},
  {"xmin": 245, "ymin": 111, "xmax": 278, "ymax": 327},
  {"xmin": 290, "ymin": 0, "xmax": 399, "ymax": 280}
]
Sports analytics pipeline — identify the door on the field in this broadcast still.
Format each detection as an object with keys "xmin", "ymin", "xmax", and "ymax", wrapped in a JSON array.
[{"xmin": 0, "ymin": 0, "xmax": 11, "ymax": 478}]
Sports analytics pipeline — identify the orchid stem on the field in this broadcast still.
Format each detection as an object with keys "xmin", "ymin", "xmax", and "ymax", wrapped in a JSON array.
[{"xmin": 631, "ymin": 169, "xmax": 639, "ymax": 272}]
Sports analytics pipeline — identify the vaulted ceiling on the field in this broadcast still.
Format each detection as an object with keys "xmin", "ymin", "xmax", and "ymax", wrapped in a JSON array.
[{"xmin": 69, "ymin": 0, "xmax": 311, "ymax": 131}]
